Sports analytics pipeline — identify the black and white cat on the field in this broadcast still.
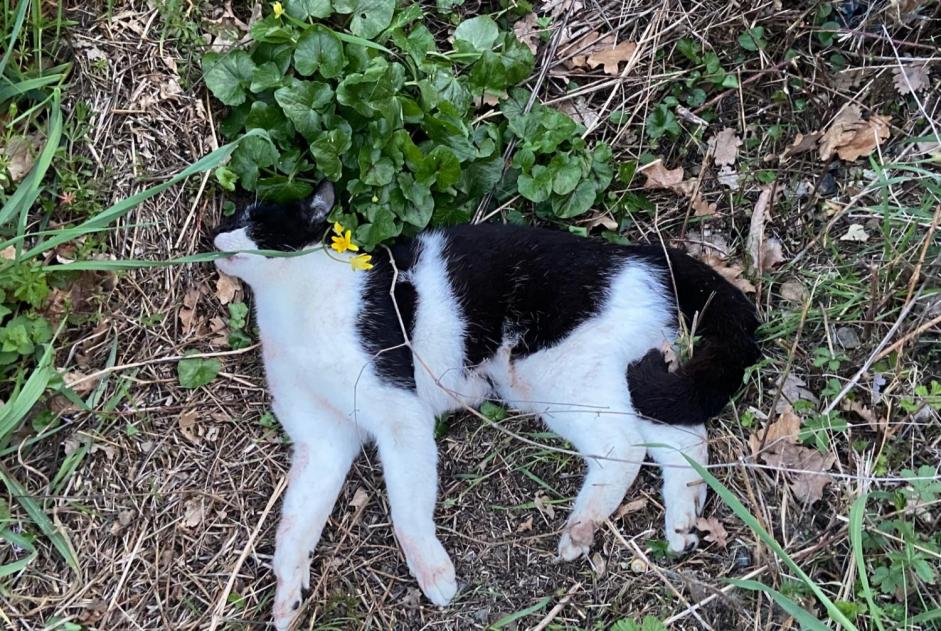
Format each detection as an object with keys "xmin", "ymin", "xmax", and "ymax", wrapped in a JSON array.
[{"xmin": 213, "ymin": 181, "xmax": 759, "ymax": 630}]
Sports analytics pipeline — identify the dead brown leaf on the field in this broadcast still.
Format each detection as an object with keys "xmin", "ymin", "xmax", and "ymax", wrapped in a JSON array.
[
  {"xmin": 615, "ymin": 497, "xmax": 648, "ymax": 519},
  {"xmin": 819, "ymin": 105, "xmax": 891, "ymax": 162},
  {"xmin": 695, "ymin": 516, "xmax": 729, "ymax": 547},
  {"xmin": 775, "ymin": 374, "xmax": 819, "ymax": 414},
  {"xmin": 179, "ymin": 410, "xmax": 199, "ymax": 443},
  {"xmin": 62, "ymin": 370, "xmax": 99, "ymax": 396},
  {"xmin": 350, "ymin": 486, "xmax": 370, "ymax": 510},
  {"xmin": 780, "ymin": 279, "xmax": 808, "ymax": 304},
  {"xmin": 215, "ymin": 273, "xmax": 241, "ymax": 305},
  {"xmin": 746, "ymin": 184, "xmax": 772, "ymax": 272},
  {"xmin": 533, "ymin": 492, "xmax": 556, "ymax": 520},
  {"xmin": 642, "ymin": 162, "xmax": 717, "ymax": 216},
  {"xmin": 749, "ymin": 407, "xmax": 801, "ymax": 457},
  {"xmin": 779, "ymin": 132, "xmax": 822, "ymax": 162},
  {"xmin": 893, "ymin": 62, "xmax": 930, "ymax": 95},
  {"xmin": 761, "ymin": 237, "xmax": 785, "ymax": 270},
  {"xmin": 181, "ymin": 498, "xmax": 206, "ymax": 528},
  {"xmin": 516, "ymin": 514, "xmax": 534, "ymax": 533},
  {"xmin": 641, "ymin": 161, "xmax": 685, "ymax": 190},
  {"xmin": 762, "ymin": 443, "xmax": 837, "ymax": 503},
  {"xmin": 3, "ymin": 135, "xmax": 39, "ymax": 183},
  {"xmin": 709, "ymin": 127, "xmax": 742, "ymax": 167},
  {"xmin": 581, "ymin": 211, "xmax": 618, "ymax": 231},
  {"xmin": 586, "ymin": 39, "xmax": 637, "ymax": 76},
  {"xmin": 843, "ymin": 399, "xmax": 884, "ymax": 430},
  {"xmin": 512, "ymin": 13, "xmax": 540, "ymax": 54}
]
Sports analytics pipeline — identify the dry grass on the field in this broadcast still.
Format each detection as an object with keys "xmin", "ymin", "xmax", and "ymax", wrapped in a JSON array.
[{"xmin": 2, "ymin": 0, "xmax": 940, "ymax": 630}]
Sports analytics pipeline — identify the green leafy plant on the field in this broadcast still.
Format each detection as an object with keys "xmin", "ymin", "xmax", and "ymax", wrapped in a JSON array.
[
  {"xmin": 202, "ymin": 1, "xmax": 613, "ymax": 249},
  {"xmin": 738, "ymin": 26, "xmax": 767, "ymax": 51},
  {"xmin": 226, "ymin": 301, "xmax": 252, "ymax": 349},
  {"xmin": 177, "ymin": 353, "xmax": 223, "ymax": 388}
]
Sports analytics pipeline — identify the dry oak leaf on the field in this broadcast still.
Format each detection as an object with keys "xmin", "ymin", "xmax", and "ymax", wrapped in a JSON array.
[
  {"xmin": 641, "ymin": 160, "xmax": 685, "ymax": 190},
  {"xmin": 3, "ymin": 135, "xmax": 39, "ymax": 183},
  {"xmin": 513, "ymin": 12, "xmax": 540, "ymax": 54},
  {"xmin": 774, "ymin": 374, "xmax": 819, "ymax": 414},
  {"xmin": 181, "ymin": 498, "xmax": 206, "ymax": 528},
  {"xmin": 215, "ymin": 272, "xmax": 241, "ymax": 305},
  {"xmin": 779, "ymin": 132, "xmax": 822, "ymax": 162},
  {"xmin": 695, "ymin": 516, "xmax": 729, "ymax": 547},
  {"xmin": 746, "ymin": 185, "xmax": 784, "ymax": 272},
  {"xmin": 819, "ymin": 105, "xmax": 891, "ymax": 162},
  {"xmin": 709, "ymin": 127, "xmax": 742, "ymax": 167},
  {"xmin": 762, "ymin": 442, "xmax": 837, "ymax": 503},
  {"xmin": 586, "ymin": 39, "xmax": 637, "ymax": 76},
  {"xmin": 748, "ymin": 407, "xmax": 801, "ymax": 457},
  {"xmin": 893, "ymin": 62, "xmax": 930, "ymax": 95}
]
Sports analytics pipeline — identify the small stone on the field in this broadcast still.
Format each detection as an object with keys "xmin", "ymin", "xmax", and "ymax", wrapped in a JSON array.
[
  {"xmin": 780, "ymin": 280, "xmax": 808, "ymax": 304},
  {"xmin": 836, "ymin": 326, "xmax": 861, "ymax": 349}
]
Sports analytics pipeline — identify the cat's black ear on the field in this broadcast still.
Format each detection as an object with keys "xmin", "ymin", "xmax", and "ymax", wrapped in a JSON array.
[{"xmin": 304, "ymin": 180, "xmax": 335, "ymax": 224}]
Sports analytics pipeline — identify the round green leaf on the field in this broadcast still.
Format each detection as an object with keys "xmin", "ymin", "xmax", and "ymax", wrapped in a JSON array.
[
  {"xmin": 333, "ymin": 0, "xmax": 394, "ymax": 39},
  {"xmin": 203, "ymin": 51, "xmax": 256, "ymax": 106},
  {"xmin": 274, "ymin": 79, "xmax": 333, "ymax": 139},
  {"xmin": 295, "ymin": 27, "xmax": 345, "ymax": 79},
  {"xmin": 285, "ymin": 0, "xmax": 332, "ymax": 19},
  {"xmin": 552, "ymin": 179, "xmax": 597, "ymax": 218},
  {"xmin": 518, "ymin": 165, "xmax": 552, "ymax": 203},
  {"xmin": 453, "ymin": 15, "xmax": 499, "ymax": 52}
]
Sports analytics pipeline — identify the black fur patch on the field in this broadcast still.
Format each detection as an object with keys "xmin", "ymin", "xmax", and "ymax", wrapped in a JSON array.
[
  {"xmin": 441, "ymin": 224, "xmax": 640, "ymax": 367},
  {"xmin": 213, "ymin": 181, "xmax": 334, "ymax": 252},
  {"xmin": 357, "ymin": 242, "xmax": 420, "ymax": 390}
]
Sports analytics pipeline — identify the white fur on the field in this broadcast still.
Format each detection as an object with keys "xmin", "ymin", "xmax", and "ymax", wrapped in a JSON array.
[{"xmin": 213, "ymin": 230, "xmax": 709, "ymax": 631}]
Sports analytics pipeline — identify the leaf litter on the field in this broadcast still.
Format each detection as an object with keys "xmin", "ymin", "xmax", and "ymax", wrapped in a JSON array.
[
  {"xmin": 641, "ymin": 160, "xmax": 716, "ymax": 217},
  {"xmin": 749, "ymin": 408, "xmax": 836, "ymax": 504}
]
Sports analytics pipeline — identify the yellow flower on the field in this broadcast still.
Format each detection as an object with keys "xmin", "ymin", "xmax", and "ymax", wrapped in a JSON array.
[
  {"xmin": 330, "ymin": 227, "xmax": 359, "ymax": 254},
  {"xmin": 272, "ymin": 1, "xmax": 284, "ymax": 18},
  {"xmin": 350, "ymin": 254, "xmax": 374, "ymax": 271}
]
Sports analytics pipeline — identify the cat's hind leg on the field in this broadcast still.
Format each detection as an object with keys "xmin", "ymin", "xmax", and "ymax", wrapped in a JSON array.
[
  {"xmin": 271, "ymin": 405, "xmax": 362, "ymax": 631},
  {"xmin": 547, "ymin": 406, "xmax": 647, "ymax": 560},
  {"xmin": 637, "ymin": 420, "xmax": 708, "ymax": 552}
]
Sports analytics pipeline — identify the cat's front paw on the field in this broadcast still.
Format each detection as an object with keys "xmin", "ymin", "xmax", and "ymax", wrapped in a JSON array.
[
  {"xmin": 271, "ymin": 557, "xmax": 309, "ymax": 630},
  {"xmin": 403, "ymin": 537, "xmax": 457, "ymax": 606},
  {"xmin": 558, "ymin": 519, "xmax": 595, "ymax": 561}
]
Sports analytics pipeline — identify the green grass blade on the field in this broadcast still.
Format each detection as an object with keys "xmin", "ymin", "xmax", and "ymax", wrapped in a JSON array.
[
  {"xmin": 0, "ymin": 464, "xmax": 79, "ymax": 573},
  {"xmin": 0, "ymin": 527, "xmax": 37, "ymax": 578},
  {"xmin": 849, "ymin": 494, "xmax": 886, "ymax": 631},
  {"xmin": 20, "ymin": 129, "xmax": 263, "ymax": 260},
  {"xmin": 0, "ymin": 73, "xmax": 64, "ymax": 102},
  {"xmin": 684, "ymin": 456, "xmax": 859, "ymax": 631},
  {"xmin": 0, "ymin": 0, "xmax": 31, "ymax": 78},
  {"xmin": 0, "ymin": 88, "xmax": 62, "ymax": 229},
  {"xmin": 910, "ymin": 608, "xmax": 941, "ymax": 624},
  {"xmin": 731, "ymin": 579, "xmax": 830, "ymax": 631},
  {"xmin": 0, "ymin": 343, "xmax": 54, "ymax": 441},
  {"xmin": 488, "ymin": 596, "xmax": 552, "ymax": 629}
]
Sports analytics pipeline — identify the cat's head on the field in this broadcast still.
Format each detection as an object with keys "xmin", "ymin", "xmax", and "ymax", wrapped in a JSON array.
[{"xmin": 213, "ymin": 180, "xmax": 335, "ymax": 279}]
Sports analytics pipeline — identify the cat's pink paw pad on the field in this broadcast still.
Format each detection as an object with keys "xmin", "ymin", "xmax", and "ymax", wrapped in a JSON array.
[{"xmin": 558, "ymin": 520, "xmax": 595, "ymax": 561}]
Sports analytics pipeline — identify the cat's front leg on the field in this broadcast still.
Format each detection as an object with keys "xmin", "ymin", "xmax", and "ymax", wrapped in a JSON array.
[
  {"xmin": 372, "ymin": 405, "xmax": 457, "ymax": 606},
  {"xmin": 270, "ymin": 412, "xmax": 362, "ymax": 631}
]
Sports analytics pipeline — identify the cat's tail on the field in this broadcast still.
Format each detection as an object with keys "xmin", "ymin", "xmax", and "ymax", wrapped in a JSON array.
[{"xmin": 628, "ymin": 249, "xmax": 761, "ymax": 426}]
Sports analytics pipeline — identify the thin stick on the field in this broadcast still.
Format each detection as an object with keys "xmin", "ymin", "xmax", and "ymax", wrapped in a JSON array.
[
  {"xmin": 529, "ymin": 581, "xmax": 582, "ymax": 631},
  {"xmin": 207, "ymin": 474, "xmax": 288, "ymax": 631}
]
